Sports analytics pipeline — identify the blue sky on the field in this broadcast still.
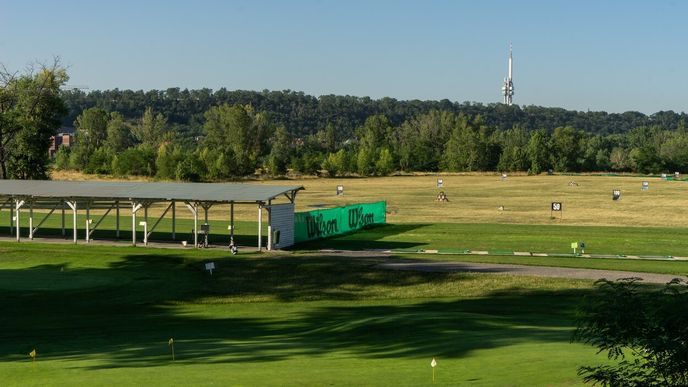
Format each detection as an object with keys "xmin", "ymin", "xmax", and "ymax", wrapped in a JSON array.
[{"xmin": 1, "ymin": 0, "xmax": 686, "ymax": 113}]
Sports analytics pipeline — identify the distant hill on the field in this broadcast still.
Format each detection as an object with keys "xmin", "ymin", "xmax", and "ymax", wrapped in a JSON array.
[{"xmin": 60, "ymin": 88, "xmax": 688, "ymax": 138}]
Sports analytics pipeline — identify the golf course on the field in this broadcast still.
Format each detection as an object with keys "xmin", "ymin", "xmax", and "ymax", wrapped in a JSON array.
[{"xmin": 2, "ymin": 173, "xmax": 687, "ymax": 386}]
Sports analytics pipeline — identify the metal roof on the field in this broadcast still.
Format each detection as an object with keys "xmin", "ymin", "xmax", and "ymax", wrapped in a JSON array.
[{"xmin": 0, "ymin": 180, "xmax": 303, "ymax": 203}]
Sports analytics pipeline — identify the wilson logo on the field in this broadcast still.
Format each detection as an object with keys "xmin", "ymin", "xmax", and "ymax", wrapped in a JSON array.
[
  {"xmin": 348, "ymin": 207, "xmax": 375, "ymax": 229},
  {"xmin": 305, "ymin": 213, "xmax": 339, "ymax": 238}
]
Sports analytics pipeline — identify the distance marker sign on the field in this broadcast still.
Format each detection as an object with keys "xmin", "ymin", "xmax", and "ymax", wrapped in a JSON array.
[
  {"xmin": 551, "ymin": 202, "xmax": 562, "ymax": 211},
  {"xmin": 551, "ymin": 202, "xmax": 562, "ymax": 219}
]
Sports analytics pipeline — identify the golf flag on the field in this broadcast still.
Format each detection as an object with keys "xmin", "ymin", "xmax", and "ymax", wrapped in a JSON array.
[
  {"xmin": 168, "ymin": 338, "xmax": 174, "ymax": 346},
  {"xmin": 431, "ymin": 357, "xmax": 437, "ymax": 382},
  {"xmin": 29, "ymin": 349, "xmax": 36, "ymax": 361}
]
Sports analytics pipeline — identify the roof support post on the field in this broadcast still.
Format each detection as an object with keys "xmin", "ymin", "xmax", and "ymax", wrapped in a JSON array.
[
  {"xmin": 61, "ymin": 201, "xmax": 66, "ymax": 237},
  {"xmin": 14, "ymin": 199, "xmax": 25, "ymax": 242},
  {"xmin": 184, "ymin": 201, "xmax": 198, "ymax": 248},
  {"xmin": 131, "ymin": 201, "xmax": 143, "ymax": 246},
  {"xmin": 85, "ymin": 201, "xmax": 91, "ymax": 243},
  {"xmin": 9, "ymin": 200, "xmax": 13, "ymax": 236},
  {"xmin": 65, "ymin": 200, "xmax": 77, "ymax": 244},
  {"xmin": 229, "ymin": 202, "xmax": 234, "ymax": 245},
  {"xmin": 257, "ymin": 202, "xmax": 263, "ymax": 251},
  {"xmin": 267, "ymin": 200, "xmax": 272, "ymax": 251},
  {"xmin": 116, "ymin": 200, "xmax": 120, "ymax": 239},
  {"xmin": 171, "ymin": 200, "xmax": 176, "ymax": 240},
  {"xmin": 28, "ymin": 201, "xmax": 34, "ymax": 240}
]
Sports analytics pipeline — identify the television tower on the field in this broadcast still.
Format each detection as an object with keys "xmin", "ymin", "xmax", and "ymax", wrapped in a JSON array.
[{"xmin": 501, "ymin": 43, "xmax": 514, "ymax": 105}]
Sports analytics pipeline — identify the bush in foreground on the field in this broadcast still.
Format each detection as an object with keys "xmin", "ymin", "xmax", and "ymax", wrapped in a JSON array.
[{"xmin": 574, "ymin": 278, "xmax": 688, "ymax": 386}]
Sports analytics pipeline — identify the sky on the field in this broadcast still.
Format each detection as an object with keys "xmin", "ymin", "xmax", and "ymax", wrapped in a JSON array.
[{"xmin": 1, "ymin": 0, "xmax": 687, "ymax": 114}]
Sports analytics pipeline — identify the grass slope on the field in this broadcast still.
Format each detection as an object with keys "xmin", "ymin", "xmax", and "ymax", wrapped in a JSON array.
[{"xmin": 0, "ymin": 242, "xmax": 604, "ymax": 386}]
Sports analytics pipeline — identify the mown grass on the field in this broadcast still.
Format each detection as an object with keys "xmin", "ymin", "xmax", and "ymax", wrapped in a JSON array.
[
  {"xmin": 301, "ymin": 222, "xmax": 688, "ymax": 257},
  {"xmin": 49, "ymin": 171, "xmax": 688, "ymax": 227},
  {"xmin": 0, "ymin": 242, "xmax": 605, "ymax": 386}
]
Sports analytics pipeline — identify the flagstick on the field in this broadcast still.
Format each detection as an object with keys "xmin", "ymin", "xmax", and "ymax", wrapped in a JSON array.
[
  {"xmin": 172, "ymin": 343, "xmax": 175, "ymax": 361},
  {"xmin": 433, "ymin": 367, "xmax": 435, "ymax": 383}
]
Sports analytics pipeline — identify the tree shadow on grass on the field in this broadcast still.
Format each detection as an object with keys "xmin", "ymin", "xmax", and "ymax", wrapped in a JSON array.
[
  {"xmin": 294, "ymin": 223, "xmax": 430, "ymax": 251},
  {"xmin": 0, "ymin": 252, "xmax": 593, "ymax": 370}
]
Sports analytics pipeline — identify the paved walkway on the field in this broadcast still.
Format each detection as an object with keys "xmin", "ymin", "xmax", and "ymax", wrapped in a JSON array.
[{"xmin": 377, "ymin": 261, "xmax": 685, "ymax": 284}]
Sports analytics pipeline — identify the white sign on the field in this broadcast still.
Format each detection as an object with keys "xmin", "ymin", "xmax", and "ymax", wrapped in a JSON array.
[
  {"xmin": 436, "ymin": 178, "xmax": 443, "ymax": 188},
  {"xmin": 612, "ymin": 189, "xmax": 621, "ymax": 200},
  {"xmin": 431, "ymin": 358, "xmax": 437, "ymax": 368},
  {"xmin": 336, "ymin": 185, "xmax": 344, "ymax": 196},
  {"xmin": 205, "ymin": 262, "xmax": 215, "ymax": 271},
  {"xmin": 642, "ymin": 181, "xmax": 649, "ymax": 190},
  {"xmin": 551, "ymin": 202, "xmax": 562, "ymax": 211}
]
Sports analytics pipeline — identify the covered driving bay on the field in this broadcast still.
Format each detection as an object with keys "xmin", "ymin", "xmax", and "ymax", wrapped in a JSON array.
[{"xmin": 0, "ymin": 180, "xmax": 303, "ymax": 250}]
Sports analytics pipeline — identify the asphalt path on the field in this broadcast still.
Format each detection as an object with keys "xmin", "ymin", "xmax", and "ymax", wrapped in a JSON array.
[{"xmin": 377, "ymin": 261, "xmax": 685, "ymax": 284}]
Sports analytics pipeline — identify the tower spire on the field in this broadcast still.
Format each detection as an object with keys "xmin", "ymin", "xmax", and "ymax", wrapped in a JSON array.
[{"xmin": 501, "ymin": 43, "xmax": 514, "ymax": 105}]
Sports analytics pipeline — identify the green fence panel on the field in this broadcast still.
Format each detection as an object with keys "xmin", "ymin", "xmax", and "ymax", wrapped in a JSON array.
[{"xmin": 294, "ymin": 201, "xmax": 386, "ymax": 243}]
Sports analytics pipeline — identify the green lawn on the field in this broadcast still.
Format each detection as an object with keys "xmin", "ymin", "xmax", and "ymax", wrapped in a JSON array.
[
  {"xmin": 300, "ymin": 222, "xmax": 688, "ymax": 257},
  {"xmin": 0, "ymin": 242, "xmax": 606, "ymax": 386}
]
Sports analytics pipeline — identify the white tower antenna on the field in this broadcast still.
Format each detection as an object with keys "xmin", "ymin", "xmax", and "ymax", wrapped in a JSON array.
[{"xmin": 501, "ymin": 43, "xmax": 514, "ymax": 105}]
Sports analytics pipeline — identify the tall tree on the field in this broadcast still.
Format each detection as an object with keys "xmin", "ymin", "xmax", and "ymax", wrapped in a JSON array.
[
  {"xmin": 0, "ymin": 61, "xmax": 68, "ymax": 179},
  {"xmin": 203, "ymin": 104, "xmax": 270, "ymax": 176},
  {"xmin": 132, "ymin": 107, "xmax": 168, "ymax": 148}
]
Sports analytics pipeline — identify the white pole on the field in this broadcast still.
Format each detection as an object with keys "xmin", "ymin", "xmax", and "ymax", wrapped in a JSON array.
[
  {"xmin": 193, "ymin": 203, "xmax": 198, "ymax": 248},
  {"xmin": 257, "ymin": 203, "xmax": 262, "ymax": 251},
  {"xmin": 15, "ymin": 200, "xmax": 20, "ymax": 242},
  {"xmin": 132, "ymin": 203, "xmax": 137, "ymax": 246},
  {"xmin": 116, "ymin": 200, "xmax": 120, "ymax": 239},
  {"xmin": 29, "ymin": 203, "xmax": 33, "ymax": 240},
  {"xmin": 172, "ymin": 200, "xmax": 176, "ymax": 240},
  {"xmin": 267, "ymin": 200, "xmax": 272, "ymax": 250},
  {"xmin": 61, "ymin": 201, "xmax": 65, "ymax": 237},
  {"xmin": 230, "ymin": 202, "xmax": 234, "ymax": 243}
]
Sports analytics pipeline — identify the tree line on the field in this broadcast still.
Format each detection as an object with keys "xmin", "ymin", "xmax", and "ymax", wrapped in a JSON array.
[
  {"xmin": 54, "ymin": 103, "xmax": 688, "ymax": 181},
  {"xmin": 61, "ymin": 88, "xmax": 688, "ymax": 140}
]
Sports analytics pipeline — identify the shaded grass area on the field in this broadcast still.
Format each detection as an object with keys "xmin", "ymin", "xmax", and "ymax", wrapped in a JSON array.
[
  {"xmin": 299, "ymin": 222, "xmax": 688, "ymax": 257},
  {"xmin": 0, "ymin": 242, "xmax": 604, "ymax": 386}
]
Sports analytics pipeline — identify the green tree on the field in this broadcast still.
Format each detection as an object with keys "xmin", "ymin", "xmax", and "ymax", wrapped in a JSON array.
[
  {"xmin": 375, "ymin": 148, "xmax": 394, "ymax": 175},
  {"xmin": 266, "ymin": 126, "xmax": 291, "ymax": 176},
  {"xmin": 497, "ymin": 127, "xmax": 530, "ymax": 172},
  {"xmin": 550, "ymin": 126, "xmax": 585, "ymax": 172},
  {"xmin": 355, "ymin": 115, "xmax": 393, "ymax": 176},
  {"xmin": 526, "ymin": 130, "xmax": 549, "ymax": 175},
  {"xmin": 203, "ymin": 104, "xmax": 270, "ymax": 176},
  {"xmin": 74, "ymin": 107, "xmax": 108, "ymax": 150},
  {"xmin": 0, "ymin": 61, "xmax": 68, "ymax": 179},
  {"xmin": 574, "ymin": 278, "xmax": 688, "ymax": 386},
  {"xmin": 132, "ymin": 107, "xmax": 168, "ymax": 148},
  {"xmin": 106, "ymin": 112, "xmax": 134, "ymax": 152}
]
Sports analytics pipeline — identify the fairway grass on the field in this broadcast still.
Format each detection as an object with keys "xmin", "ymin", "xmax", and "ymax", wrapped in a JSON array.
[{"xmin": 0, "ymin": 242, "xmax": 606, "ymax": 386}]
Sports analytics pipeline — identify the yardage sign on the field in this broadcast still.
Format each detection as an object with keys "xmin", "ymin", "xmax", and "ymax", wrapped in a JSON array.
[
  {"xmin": 336, "ymin": 185, "xmax": 344, "ymax": 196},
  {"xmin": 551, "ymin": 202, "xmax": 562, "ymax": 211},
  {"xmin": 436, "ymin": 178, "xmax": 443, "ymax": 188},
  {"xmin": 642, "ymin": 181, "xmax": 649, "ymax": 190}
]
